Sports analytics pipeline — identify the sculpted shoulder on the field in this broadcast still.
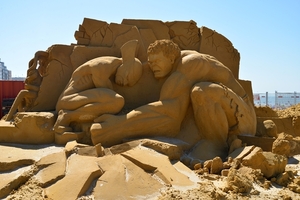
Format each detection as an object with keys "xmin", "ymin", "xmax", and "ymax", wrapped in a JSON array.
[
  {"xmin": 86, "ymin": 56, "xmax": 122, "ymax": 66},
  {"xmin": 176, "ymin": 51, "xmax": 215, "ymax": 82},
  {"xmin": 180, "ymin": 50, "xmax": 199, "ymax": 57},
  {"xmin": 177, "ymin": 51, "xmax": 206, "ymax": 70},
  {"xmin": 180, "ymin": 50, "xmax": 209, "ymax": 65}
]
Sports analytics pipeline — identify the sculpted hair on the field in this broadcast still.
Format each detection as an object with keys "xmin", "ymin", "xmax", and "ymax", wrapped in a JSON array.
[{"xmin": 147, "ymin": 39, "xmax": 181, "ymax": 59}]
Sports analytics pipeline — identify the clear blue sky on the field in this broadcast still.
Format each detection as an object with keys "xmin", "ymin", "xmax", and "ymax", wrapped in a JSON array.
[{"xmin": 0, "ymin": 0, "xmax": 299, "ymax": 93}]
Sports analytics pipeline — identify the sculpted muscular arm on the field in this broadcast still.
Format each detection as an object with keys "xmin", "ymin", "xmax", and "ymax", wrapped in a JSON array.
[
  {"xmin": 204, "ymin": 56, "xmax": 247, "ymax": 98},
  {"xmin": 178, "ymin": 51, "xmax": 247, "ymax": 99},
  {"xmin": 90, "ymin": 71, "xmax": 192, "ymax": 146}
]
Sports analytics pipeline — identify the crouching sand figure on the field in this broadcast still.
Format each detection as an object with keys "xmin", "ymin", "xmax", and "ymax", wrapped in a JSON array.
[
  {"xmin": 5, "ymin": 51, "xmax": 49, "ymax": 121},
  {"xmin": 54, "ymin": 40, "xmax": 143, "ymax": 140},
  {"xmin": 91, "ymin": 39, "xmax": 256, "ymax": 159}
]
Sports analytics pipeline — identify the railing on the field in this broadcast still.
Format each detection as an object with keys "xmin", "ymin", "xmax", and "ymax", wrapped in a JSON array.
[{"xmin": 253, "ymin": 91, "xmax": 300, "ymax": 109}]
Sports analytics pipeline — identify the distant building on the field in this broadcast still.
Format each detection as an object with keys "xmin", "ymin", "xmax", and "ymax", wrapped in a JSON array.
[
  {"xmin": 0, "ymin": 59, "xmax": 12, "ymax": 80},
  {"xmin": 11, "ymin": 77, "xmax": 26, "ymax": 81}
]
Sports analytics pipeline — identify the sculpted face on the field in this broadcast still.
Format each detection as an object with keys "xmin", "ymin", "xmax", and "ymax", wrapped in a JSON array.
[{"xmin": 148, "ymin": 52, "xmax": 174, "ymax": 79}]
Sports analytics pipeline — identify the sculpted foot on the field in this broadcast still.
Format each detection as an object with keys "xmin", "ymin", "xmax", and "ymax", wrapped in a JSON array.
[
  {"xmin": 55, "ymin": 131, "xmax": 84, "ymax": 145},
  {"xmin": 90, "ymin": 123, "xmax": 104, "ymax": 145},
  {"xmin": 54, "ymin": 110, "xmax": 72, "ymax": 133},
  {"xmin": 90, "ymin": 123, "xmax": 120, "ymax": 147},
  {"xmin": 55, "ymin": 125, "xmax": 73, "ymax": 134}
]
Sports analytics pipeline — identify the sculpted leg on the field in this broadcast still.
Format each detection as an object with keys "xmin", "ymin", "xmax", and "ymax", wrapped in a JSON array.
[
  {"xmin": 53, "ymin": 110, "xmax": 74, "ymax": 133},
  {"xmin": 54, "ymin": 88, "xmax": 124, "ymax": 133},
  {"xmin": 190, "ymin": 82, "xmax": 256, "ymax": 160},
  {"xmin": 191, "ymin": 83, "xmax": 229, "ymax": 146}
]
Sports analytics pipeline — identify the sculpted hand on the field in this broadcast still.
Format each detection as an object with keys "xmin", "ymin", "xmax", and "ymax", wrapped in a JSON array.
[
  {"xmin": 115, "ymin": 63, "xmax": 131, "ymax": 86},
  {"xmin": 115, "ymin": 59, "xmax": 142, "ymax": 86},
  {"xmin": 115, "ymin": 73, "xmax": 128, "ymax": 86},
  {"xmin": 91, "ymin": 113, "xmax": 128, "ymax": 146}
]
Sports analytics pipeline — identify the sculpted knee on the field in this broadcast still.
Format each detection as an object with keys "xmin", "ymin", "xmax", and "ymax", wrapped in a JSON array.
[
  {"xmin": 191, "ymin": 82, "xmax": 225, "ymax": 103},
  {"xmin": 191, "ymin": 83, "xmax": 209, "ymax": 104},
  {"xmin": 114, "ymin": 94, "xmax": 125, "ymax": 109}
]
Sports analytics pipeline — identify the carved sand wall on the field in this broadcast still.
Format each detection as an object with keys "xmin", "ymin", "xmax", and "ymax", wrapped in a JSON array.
[{"xmin": 31, "ymin": 18, "xmax": 250, "ymax": 112}]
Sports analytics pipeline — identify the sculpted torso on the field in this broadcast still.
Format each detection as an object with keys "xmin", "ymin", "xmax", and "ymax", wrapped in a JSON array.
[{"xmin": 59, "ymin": 57, "xmax": 122, "ymax": 99}]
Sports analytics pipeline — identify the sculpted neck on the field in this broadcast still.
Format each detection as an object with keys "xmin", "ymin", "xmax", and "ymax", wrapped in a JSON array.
[{"xmin": 171, "ymin": 55, "xmax": 181, "ymax": 72}]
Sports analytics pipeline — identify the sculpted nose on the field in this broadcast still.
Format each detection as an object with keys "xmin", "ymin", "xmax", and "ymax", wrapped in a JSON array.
[
  {"xmin": 148, "ymin": 66, "xmax": 154, "ymax": 73},
  {"xmin": 149, "ymin": 63, "xmax": 157, "ymax": 70}
]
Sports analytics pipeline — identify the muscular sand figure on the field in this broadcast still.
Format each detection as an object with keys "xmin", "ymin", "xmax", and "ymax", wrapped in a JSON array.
[
  {"xmin": 54, "ymin": 40, "xmax": 142, "ymax": 134},
  {"xmin": 5, "ymin": 51, "xmax": 49, "ymax": 121},
  {"xmin": 90, "ymin": 39, "xmax": 256, "ymax": 158}
]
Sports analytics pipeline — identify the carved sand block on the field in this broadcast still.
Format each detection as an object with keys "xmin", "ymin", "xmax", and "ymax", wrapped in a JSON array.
[
  {"xmin": 0, "ymin": 144, "xmax": 64, "ymax": 198},
  {"xmin": 44, "ymin": 154, "xmax": 103, "ymax": 200},
  {"xmin": 0, "ymin": 112, "xmax": 55, "ymax": 144}
]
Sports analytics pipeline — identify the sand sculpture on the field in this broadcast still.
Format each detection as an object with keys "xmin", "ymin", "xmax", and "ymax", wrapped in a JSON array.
[
  {"xmin": 4, "ymin": 51, "xmax": 49, "ymax": 121},
  {"xmin": 1, "ymin": 18, "xmax": 257, "ymax": 160},
  {"xmin": 90, "ymin": 39, "xmax": 257, "ymax": 161},
  {"xmin": 0, "ymin": 18, "xmax": 299, "ymax": 199}
]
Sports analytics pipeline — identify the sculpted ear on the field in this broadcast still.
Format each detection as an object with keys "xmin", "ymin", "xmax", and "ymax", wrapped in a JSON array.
[{"xmin": 170, "ymin": 55, "xmax": 175, "ymax": 64}]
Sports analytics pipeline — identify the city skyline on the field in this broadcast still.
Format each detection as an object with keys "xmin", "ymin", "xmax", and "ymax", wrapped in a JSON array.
[{"xmin": 0, "ymin": 58, "xmax": 12, "ymax": 80}]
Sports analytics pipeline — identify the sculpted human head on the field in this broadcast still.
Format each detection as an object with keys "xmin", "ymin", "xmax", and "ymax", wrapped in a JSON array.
[
  {"xmin": 147, "ymin": 39, "xmax": 181, "ymax": 78},
  {"xmin": 115, "ymin": 58, "xmax": 143, "ymax": 86}
]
